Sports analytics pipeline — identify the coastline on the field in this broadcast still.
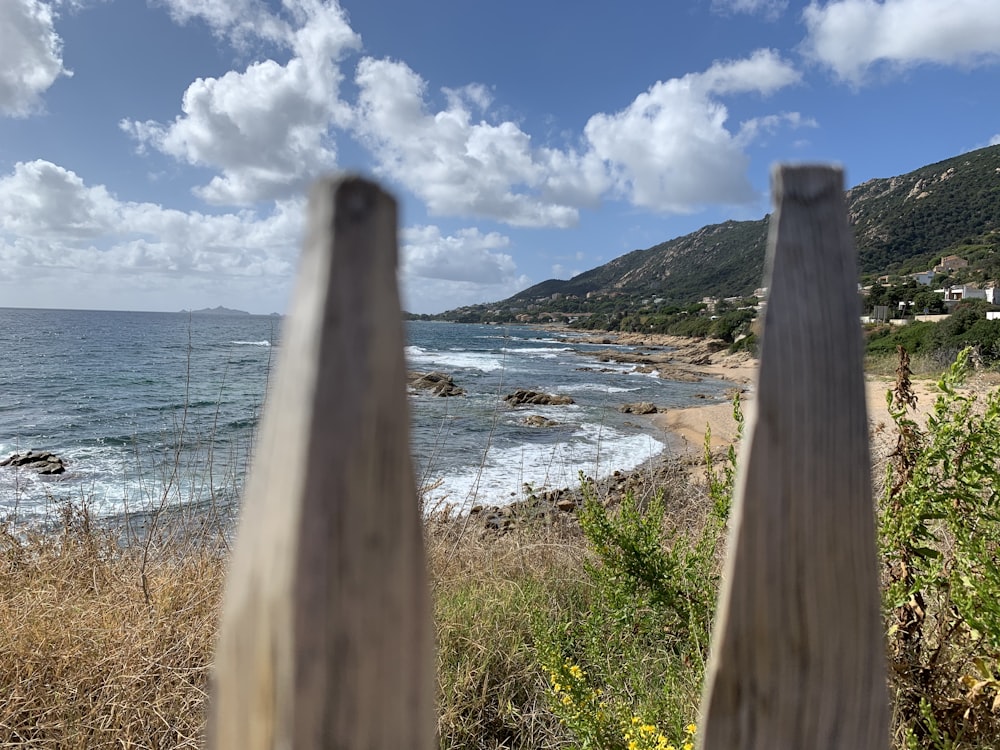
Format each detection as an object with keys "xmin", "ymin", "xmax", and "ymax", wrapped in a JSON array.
[{"xmin": 551, "ymin": 326, "xmax": 946, "ymax": 459}]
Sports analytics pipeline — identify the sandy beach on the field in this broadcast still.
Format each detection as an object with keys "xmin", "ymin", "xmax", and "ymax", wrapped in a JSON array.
[{"xmin": 564, "ymin": 329, "xmax": 948, "ymax": 457}]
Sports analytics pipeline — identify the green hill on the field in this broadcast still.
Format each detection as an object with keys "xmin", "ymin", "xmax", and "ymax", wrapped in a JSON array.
[{"xmin": 430, "ymin": 145, "xmax": 1000, "ymax": 321}]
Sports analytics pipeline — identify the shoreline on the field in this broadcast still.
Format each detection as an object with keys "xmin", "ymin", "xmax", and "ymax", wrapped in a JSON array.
[{"xmin": 547, "ymin": 326, "xmax": 949, "ymax": 460}]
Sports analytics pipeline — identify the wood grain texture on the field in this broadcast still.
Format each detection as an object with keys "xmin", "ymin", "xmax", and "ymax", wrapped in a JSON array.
[
  {"xmin": 698, "ymin": 166, "xmax": 889, "ymax": 750},
  {"xmin": 207, "ymin": 177, "xmax": 434, "ymax": 749}
]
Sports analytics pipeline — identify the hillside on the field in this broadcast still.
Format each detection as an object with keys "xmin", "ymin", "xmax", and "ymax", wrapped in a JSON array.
[{"xmin": 431, "ymin": 145, "xmax": 1000, "ymax": 320}]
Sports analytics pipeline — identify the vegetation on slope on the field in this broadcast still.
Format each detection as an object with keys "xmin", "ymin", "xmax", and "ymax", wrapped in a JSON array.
[{"xmin": 421, "ymin": 144, "xmax": 1000, "ymax": 323}]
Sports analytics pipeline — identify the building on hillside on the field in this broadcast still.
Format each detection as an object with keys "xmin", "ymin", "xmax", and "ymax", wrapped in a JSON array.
[
  {"xmin": 910, "ymin": 270, "xmax": 935, "ymax": 285},
  {"xmin": 942, "ymin": 284, "xmax": 986, "ymax": 303},
  {"xmin": 986, "ymin": 285, "xmax": 1000, "ymax": 305},
  {"xmin": 934, "ymin": 255, "xmax": 969, "ymax": 273}
]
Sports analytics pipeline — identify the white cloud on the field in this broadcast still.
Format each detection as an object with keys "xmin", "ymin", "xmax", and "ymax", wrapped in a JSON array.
[
  {"xmin": 803, "ymin": 0, "xmax": 1000, "ymax": 83},
  {"xmin": 551, "ymin": 263, "xmax": 582, "ymax": 279},
  {"xmin": 353, "ymin": 57, "xmax": 607, "ymax": 228},
  {"xmin": 0, "ymin": 160, "xmax": 531, "ymax": 314},
  {"xmin": 122, "ymin": 1, "xmax": 361, "ymax": 205},
  {"xmin": 402, "ymin": 226, "xmax": 515, "ymax": 284},
  {"xmin": 0, "ymin": 0, "xmax": 71, "ymax": 117},
  {"xmin": 713, "ymin": 0, "xmax": 789, "ymax": 19},
  {"xmin": 991, "ymin": 133, "xmax": 1000, "ymax": 146},
  {"xmin": 737, "ymin": 111, "xmax": 818, "ymax": 144},
  {"xmin": 400, "ymin": 225, "xmax": 529, "ymax": 313},
  {"xmin": 353, "ymin": 51, "xmax": 802, "ymax": 225},
  {"xmin": 0, "ymin": 160, "xmax": 301, "ymax": 302},
  {"xmin": 583, "ymin": 49, "xmax": 802, "ymax": 212},
  {"xmin": 156, "ymin": 0, "xmax": 291, "ymax": 47}
]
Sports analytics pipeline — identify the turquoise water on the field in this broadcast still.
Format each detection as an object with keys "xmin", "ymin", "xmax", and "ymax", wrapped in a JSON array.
[{"xmin": 0, "ymin": 309, "xmax": 732, "ymax": 518}]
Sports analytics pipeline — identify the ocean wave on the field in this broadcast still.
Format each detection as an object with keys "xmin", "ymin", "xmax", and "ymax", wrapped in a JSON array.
[
  {"xmin": 559, "ymin": 383, "xmax": 641, "ymax": 393},
  {"xmin": 405, "ymin": 346, "xmax": 506, "ymax": 372},
  {"xmin": 230, "ymin": 340, "xmax": 271, "ymax": 346},
  {"xmin": 421, "ymin": 424, "xmax": 664, "ymax": 512},
  {"xmin": 506, "ymin": 346, "xmax": 574, "ymax": 355},
  {"xmin": 0, "ymin": 441, "xmax": 248, "ymax": 521}
]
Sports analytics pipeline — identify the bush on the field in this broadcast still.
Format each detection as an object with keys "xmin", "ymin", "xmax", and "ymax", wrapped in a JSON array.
[
  {"xmin": 536, "ymin": 397, "xmax": 741, "ymax": 749},
  {"xmin": 881, "ymin": 348, "xmax": 1000, "ymax": 747}
]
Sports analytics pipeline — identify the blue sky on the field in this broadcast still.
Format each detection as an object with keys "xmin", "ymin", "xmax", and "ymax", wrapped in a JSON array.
[{"xmin": 1, "ymin": 0, "xmax": 998, "ymax": 314}]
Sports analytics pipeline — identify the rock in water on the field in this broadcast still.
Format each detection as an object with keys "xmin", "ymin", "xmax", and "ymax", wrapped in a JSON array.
[
  {"xmin": 619, "ymin": 402, "xmax": 659, "ymax": 415},
  {"xmin": 523, "ymin": 415, "xmax": 559, "ymax": 427},
  {"xmin": 503, "ymin": 390, "xmax": 575, "ymax": 406},
  {"xmin": 0, "ymin": 450, "xmax": 66, "ymax": 475},
  {"xmin": 407, "ymin": 371, "xmax": 466, "ymax": 397}
]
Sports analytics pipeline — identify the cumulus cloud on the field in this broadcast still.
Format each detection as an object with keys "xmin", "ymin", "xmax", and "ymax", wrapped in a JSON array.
[
  {"xmin": 156, "ymin": 0, "xmax": 291, "ymax": 47},
  {"xmin": 803, "ymin": 0, "xmax": 1000, "ymax": 83},
  {"xmin": 400, "ymin": 225, "xmax": 529, "ymax": 312},
  {"xmin": 712, "ymin": 0, "xmax": 789, "ymax": 19},
  {"xmin": 0, "ymin": 160, "xmax": 301, "ymax": 297},
  {"xmin": 122, "ymin": 1, "xmax": 361, "ymax": 205},
  {"xmin": 0, "ymin": 160, "xmax": 528, "ymax": 314},
  {"xmin": 353, "ymin": 57, "xmax": 605, "ymax": 228},
  {"xmin": 991, "ymin": 133, "xmax": 1000, "ymax": 146},
  {"xmin": 354, "ymin": 49, "xmax": 802, "ymax": 225},
  {"xmin": 0, "ymin": 0, "xmax": 72, "ymax": 117},
  {"xmin": 403, "ymin": 226, "xmax": 515, "ymax": 284},
  {"xmin": 583, "ymin": 49, "xmax": 802, "ymax": 212}
]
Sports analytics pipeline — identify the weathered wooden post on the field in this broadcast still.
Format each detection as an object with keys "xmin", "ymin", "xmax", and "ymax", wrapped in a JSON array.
[
  {"xmin": 699, "ymin": 166, "xmax": 889, "ymax": 749},
  {"xmin": 207, "ymin": 177, "xmax": 434, "ymax": 749}
]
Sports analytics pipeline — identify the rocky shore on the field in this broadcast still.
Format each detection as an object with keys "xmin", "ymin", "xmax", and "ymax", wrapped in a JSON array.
[{"xmin": 450, "ymin": 327, "xmax": 972, "ymax": 534}]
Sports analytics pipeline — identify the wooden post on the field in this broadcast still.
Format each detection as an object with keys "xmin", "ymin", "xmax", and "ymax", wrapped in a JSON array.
[
  {"xmin": 699, "ymin": 166, "xmax": 889, "ymax": 749},
  {"xmin": 207, "ymin": 177, "xmax": 434, "ymax": 749}
]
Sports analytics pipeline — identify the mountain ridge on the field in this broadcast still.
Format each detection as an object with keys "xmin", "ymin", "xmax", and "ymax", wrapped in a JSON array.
[{"xmin": 432, "ymin": 145, "xmax": 1000, "ymax": 320}]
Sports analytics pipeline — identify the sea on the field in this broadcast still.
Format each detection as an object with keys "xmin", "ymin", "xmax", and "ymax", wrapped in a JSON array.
[{"xmin": 0, "ymin": 308, "xmax": 735, "ymax": 522}]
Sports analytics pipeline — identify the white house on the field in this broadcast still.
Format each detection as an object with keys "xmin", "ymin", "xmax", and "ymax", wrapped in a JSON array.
[
  {"xmin": 910, "ymin": 270, "xmax": 935, "ymax": 285},
  {"xmin": 942, "ymin": 284, "xmax": 987, "ymax": 303}
]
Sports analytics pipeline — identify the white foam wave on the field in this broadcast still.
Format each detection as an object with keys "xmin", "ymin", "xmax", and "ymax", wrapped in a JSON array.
[
  {"xmin": 506, "ymin": 346, "xmax": 573, "ymax": 354},
  {"xmin": 231, "ymin": 340, "xmax": 271, "ymax": 346},
  {"xmin": 559, "ymin": 383, "xmax": 641, "ymax": 394},
  {"xmin": 405, "ymin": 346, "xmax": 505, "ymax": 372},
  {"xmin": 0, "ymin": 443, "xmax": 244, "ymax": 521},
  {"xmin": 422, "ymin": 424, "xmax": 665, "ymax": 512}
]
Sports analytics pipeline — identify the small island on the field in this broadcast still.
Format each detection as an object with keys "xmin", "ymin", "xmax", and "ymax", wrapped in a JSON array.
[{"xmin": 180, "ymin": 306, "xmax": 251, "ymax": 315}]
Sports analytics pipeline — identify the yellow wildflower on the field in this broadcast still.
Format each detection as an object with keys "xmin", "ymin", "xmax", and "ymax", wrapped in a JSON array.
[{"xmin": 685, "ymin": 723, "xmax": 697, "ymax": 735}]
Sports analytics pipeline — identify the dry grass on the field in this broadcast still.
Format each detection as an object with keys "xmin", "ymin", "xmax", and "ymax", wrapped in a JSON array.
[
  {"xmin": 0, "ymin": 453, "xmax": 711, "ymax": 750},
  {"xmin": 426, "ymin": 514, "xmax": 589, "ymax": 749},
  {"xmin": 0, "ymin": 504, "xmax": 224, "ymax": 748}
]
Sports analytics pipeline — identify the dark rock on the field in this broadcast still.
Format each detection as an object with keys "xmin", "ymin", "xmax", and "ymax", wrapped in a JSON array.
[
  {"xmin": 407, "ymin": 371, "xmax": 465, "ymax": 397},
  {"xmin": 523, "ymin": 415, "xmax": 559, "ymax": 427},
  {"xmin": 619, "ymin": 402, "xmax": 658, "ymax": 415},
  {"xmin": 504, "ymin": 389, "xmax": 575, "ymax": 406},
  {"xmin": 0, "ymin": 450, "xmax": 66, "ymax": 475}
]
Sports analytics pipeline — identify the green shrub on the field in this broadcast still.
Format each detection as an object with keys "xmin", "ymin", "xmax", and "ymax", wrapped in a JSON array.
[
  {"xmin": 537, "ymin": 398, "xmax": 742, "ymax": 749},
  {"xmin": 881, "ymin": 348, "xmax": 1000, "ymax": 747}
]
